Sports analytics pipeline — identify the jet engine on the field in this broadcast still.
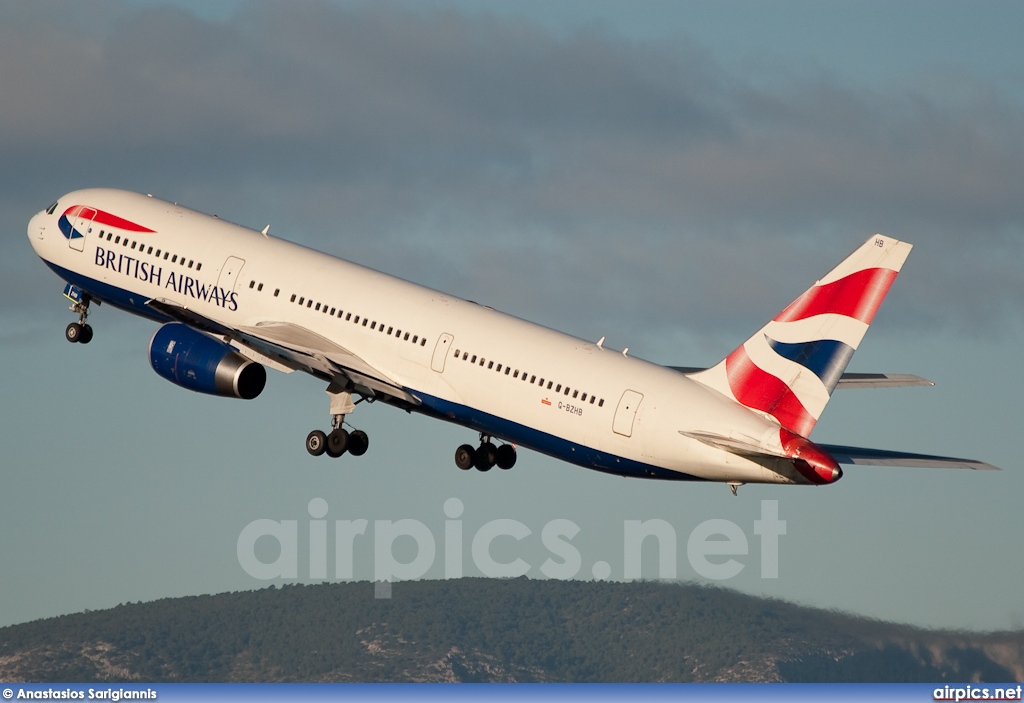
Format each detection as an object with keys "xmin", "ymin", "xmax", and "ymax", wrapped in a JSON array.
[{"xmin": 149, "ymin": 322, "xmax": 266, "ymax": 399}]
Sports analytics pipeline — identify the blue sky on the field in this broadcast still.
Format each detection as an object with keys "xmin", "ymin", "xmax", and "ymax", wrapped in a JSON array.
[{"xmin": 1, "ymin": 0, "xmax": 1022, "ymax": 632}]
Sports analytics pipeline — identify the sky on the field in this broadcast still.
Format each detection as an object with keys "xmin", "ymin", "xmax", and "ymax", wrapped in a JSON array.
[{"xmin": 1, "ymin": 0, "xmax": 1022, "ymax": 633}]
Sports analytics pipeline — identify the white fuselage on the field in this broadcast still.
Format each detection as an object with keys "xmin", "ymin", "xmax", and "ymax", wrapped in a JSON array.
[{"xmin": 28, "ymin": 189, "xmax": 806, "ymax": 485}]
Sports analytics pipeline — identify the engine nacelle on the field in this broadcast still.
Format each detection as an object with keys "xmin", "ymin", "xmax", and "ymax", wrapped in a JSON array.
[{"xmin": 149, "ymin": 322, "xmax": 266, "ymax": 399}]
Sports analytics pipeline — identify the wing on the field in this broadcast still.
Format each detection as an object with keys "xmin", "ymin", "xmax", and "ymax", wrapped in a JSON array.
[
  {"xmin": 668, "ymin": 367, "xmax": 933, "ymax": 389},
  {"xmin": 146, "ymin": 298, "xmax": 419, "ymax": 405},
  {"xmin": 815, "ymin": 444, "xmax": 1000, "ymax": 471}
]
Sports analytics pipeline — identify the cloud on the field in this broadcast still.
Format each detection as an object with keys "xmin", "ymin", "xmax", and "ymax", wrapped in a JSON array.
[{"xmin": 3, "ymin": 0, "xmax": 1023, "ymax": 350}]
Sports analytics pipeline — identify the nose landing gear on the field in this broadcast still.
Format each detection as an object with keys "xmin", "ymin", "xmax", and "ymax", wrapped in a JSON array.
[{"xmin": 63, "ymin": 285, "xmax": 94, "ymax": 344}]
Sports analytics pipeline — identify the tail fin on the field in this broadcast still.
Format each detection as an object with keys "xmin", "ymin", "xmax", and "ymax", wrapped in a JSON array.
[{"xmin": 689, "ymin": 235, "xmax": 912, "ymax": 437}]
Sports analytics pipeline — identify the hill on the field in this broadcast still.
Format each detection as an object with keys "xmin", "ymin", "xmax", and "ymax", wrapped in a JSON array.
[{"xmin": 0, "ymin": 579, "xmax": 1021, "ymax": 682}]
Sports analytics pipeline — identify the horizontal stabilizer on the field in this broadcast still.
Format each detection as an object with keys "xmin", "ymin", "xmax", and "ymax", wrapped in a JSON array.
[
  {"xmin": 816, "ymin": 444, "xmax": 1000, "ymax": 471},
  {"xmin": 669, "ymin": 367, "xmax": 933, "ymax": 389},
  {"xmin": 678, "ymin": 430, "xmax": 786, "ymax": 459},
  {"xmin": 831, "ymin": 373, "xmax": 934, "ymax": 389}
]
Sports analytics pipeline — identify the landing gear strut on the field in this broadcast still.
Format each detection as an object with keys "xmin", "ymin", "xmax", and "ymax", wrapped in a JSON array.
[
  {"xmin": 306, "ymin": 384, "xmax": 370, "ymax": 459},
  {"xmin": 455, "ymin": 434, "xmax": 517, "ymax": 472},
  {"xmin": 65, "ymin": 294, "xmax": 93, "ymax": 344}
]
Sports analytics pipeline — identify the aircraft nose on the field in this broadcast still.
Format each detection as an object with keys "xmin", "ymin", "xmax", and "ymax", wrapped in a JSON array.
[
  {"xmin": 28, "ymin": 211, "xmax": 45, "ymax": 240},
  {"xmin": 27, "ymin": 210, "xmax": 50, "ymax": 256}
]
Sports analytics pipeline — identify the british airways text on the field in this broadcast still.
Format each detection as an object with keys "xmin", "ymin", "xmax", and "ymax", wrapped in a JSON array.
[{"xmin": 94, "ymin": 246, "xmax": 238, "ymax": 311}]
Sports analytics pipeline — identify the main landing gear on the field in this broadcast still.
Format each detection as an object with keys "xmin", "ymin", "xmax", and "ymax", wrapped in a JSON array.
[
  {"xmin": 455, "ymin": 434, "xmax": 517, "ymax": 472},
  {"xmin": 306, "ymin": 384, "xmax": 369, "ymax": 459},
  {"xmin": 65, "ymin": 295, "xmax": 94, "ymax": 345}
]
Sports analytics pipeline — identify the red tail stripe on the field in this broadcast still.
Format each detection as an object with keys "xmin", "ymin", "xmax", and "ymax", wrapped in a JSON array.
[
  {"xmin": 774, "ymin": 268, "xmax": 898, "ymax": 325},
  {"xmin": 725, "ymin": 348, "xmax": 816, "ymax": 437}
]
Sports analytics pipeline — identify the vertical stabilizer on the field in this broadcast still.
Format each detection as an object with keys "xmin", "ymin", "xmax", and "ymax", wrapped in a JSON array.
[{"xmin": 689, "ymin": 235, "xmax": 912, "ymax": 437}]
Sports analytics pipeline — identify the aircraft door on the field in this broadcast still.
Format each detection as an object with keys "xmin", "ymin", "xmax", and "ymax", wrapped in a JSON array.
[
  {"xmin": 217, "ymin": 256, "xmax": 246, "ymax": 293},
  {"xmin": 431, "ymin": 333, "xmax": 454, "ymax": 373},
  {"xmin": 69, "ymin": 207, "xmax": 96, "ymax": 252},
  {"xmin": 612, "ymin": 390, "xmax": 644, "ymax": 437}
]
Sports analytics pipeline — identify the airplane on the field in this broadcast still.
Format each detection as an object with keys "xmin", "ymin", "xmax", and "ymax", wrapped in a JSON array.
[{"xmin": 28, "ymin": 189, "xmax": 999, "ymax": 492}]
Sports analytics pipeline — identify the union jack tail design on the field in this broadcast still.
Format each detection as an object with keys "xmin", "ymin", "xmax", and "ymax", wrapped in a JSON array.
[{"xmin": 690, "ymin": 235, "xmax": 913, "ymax": 438}]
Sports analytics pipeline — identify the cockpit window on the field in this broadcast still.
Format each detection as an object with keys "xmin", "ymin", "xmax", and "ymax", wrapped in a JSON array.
[{"xmin": 45, "ymin": 201, "xmax": 58, "ymax": 215}]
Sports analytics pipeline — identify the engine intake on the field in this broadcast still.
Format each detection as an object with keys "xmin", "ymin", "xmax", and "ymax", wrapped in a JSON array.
[{"xmin": 149, "ymin": 322, "xmax": 266, "ymax": 399}]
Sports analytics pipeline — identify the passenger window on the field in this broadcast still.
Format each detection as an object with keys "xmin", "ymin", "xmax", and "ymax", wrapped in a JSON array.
[
  {"xmin": 573, "ymin": 390, "xmax": 578, "ymax": 398},
  {"xmin": 354, "ymin": 316, "xmax": 360, "ymax": 323},
  {"xmin": 581, "ymin": 393, "xmax": 587, "ymax": 401},
  {"xmin": 463, "ymin": 352, "xmax": 468, "ymax": 360},
  {"xmin": 486, "ymin": 361, "xmax": 493, "ymax": 369},
  {"xmin": 164, "ymin": 252, "xmax": 169, "ymax": 260},
  {"xmin": 514, "ymin": 370, "xmax": 519, "ymax": 378},
  {"xmin": 530, "ymin": 375, "xmax": 536, "ymax": 384},
  {"xmin": 197, "ymin": 263, "xmax": 202, "ymax": 271},
  {"xmin": 388, "ymin": 327, "xmax": 393, "ymax": 335},
  {"xmin": 505, "ymin": 367, "xmax": 511, "ymax": 375},
  {"xmin": 421, "ymin": 339, "xmax": 426, "ymax": 346},
  {"xmin": 315, "ymin": 303, "xmax": 321, "ymax": 311},
  {"xmin": 370, "ymin": 321, "xmax": 376, "ymax": 329},
  {"xmin": 299, "ymin": 297, "xmax": 304, "ymax": 305},
  {"xmin": 250, "ymin": 281, "xmax": 256, "ymax": 289},
  {"xmin": 471, "ymin": 355, "xmax": 477, "ymax": 363},
  {"xmin": 454, "ymin": 349, "xmax": 461, "ymax": 357},
  {"xmin": 172, "ymin": 255, "xmax": 177, "ymax": 263},
  {"xmin": 155, "ymin": 250, "xmax": 161, "ymax": 257},
  {"xmin": 115, "ymin": 236, "xmax": 121, "ymax": 244},
  {"xmin": 556, "ymin": 384, "xmax": 562, "ymax": 393},
  {"xmin": 147, "ymin": 246, "xmax": 153, "ymax": 254},
  {"xmin": 307, "ymin": 300, "xmax": 313, "ymax": 308},
  {"xmin": 274, "ymin": 289, "xmax": 280, "ymax": 297},
  {"xmin": 413, "ymin": 335, "xmax": 419, "ymax": 344},
  {"xmin": 131, "ymin": 241, "xmax": 137, "ymax": 249},
  {"xmin": 330, "ymin": 307, "xmax": 335, "ymax": 315},
  {"xmin": 479, "ymin": 358, "xmax": 485, "ymax": 366},
  {"xmin": 403, "ymin": 333, "xmax": 409, "ymax": 341},
  {"xmin": 590, "ymin": 396, "xmax": 596, "ymax": 404},
  {"xmin": 291, "ymin": 294, "xmax": 297, "ymax": 303},
  {"xmin": 107, "ymin": 233, "xmax": 113, "ymax": 241},
  {"xmin": 362, "ymin": 319, "xmax": 368, "ymax": 326},
  {"xmin": 258, "ymin": 284, "xmax": 264, "ymax": 292},
  {"xmin": 495, "ymin": 364, "xmax": 502, "ymax": 372},
  {"xmin": 599, "ymin": 399, "xmax": 605, "ymax": 407},
  {"xmin": 547, "ymin": 381, "xmax": 553, "ymax": 390},
  {"xmin": 346, "ymin": 313, "xmax": 352, "ymax": 321}
]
